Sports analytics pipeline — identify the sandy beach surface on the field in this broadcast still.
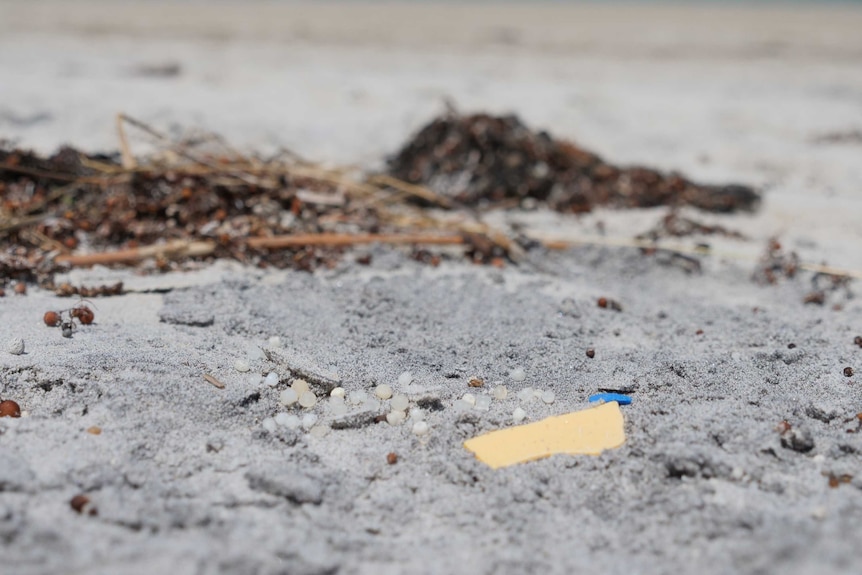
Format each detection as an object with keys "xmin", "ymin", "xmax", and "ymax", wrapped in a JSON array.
[{"xmin": 1, "ymin": 2, "xmax": 862, "ymax": 574}]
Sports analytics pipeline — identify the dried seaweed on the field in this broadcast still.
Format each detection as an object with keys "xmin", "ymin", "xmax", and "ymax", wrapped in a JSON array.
[{"xmin": 387, "ymin": 112, "xmax": 760, "ymax": 213}]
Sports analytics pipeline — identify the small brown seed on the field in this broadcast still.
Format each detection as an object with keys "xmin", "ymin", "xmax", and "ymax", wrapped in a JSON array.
[
  {"xmin": 597, "ymin": 297, "xmax": 608, "ymax": 308},
  {"xmin": 468, "ymin": 377, "xmax": 484, "ymax": 388},
  {"xmin": 44, "ymin": 311, "xmax": 61, "ymax": 327},
  {"xmin": 86, "ymin": 426, "xmax": 102, "ymax": 435},
  {"xmin": 69, "ymin": 494, "xmax": 97, "ymax": 516},
  {"xmin": 854, "ymin": 336, "xmax": 862, "ymax": 348},
  {"xmin": 0, "ymin": 400, "xmax": 21, "ymax": 418},
  {"xmin": 14, "ymin": 283, "xmax": 26, "ymax": 295},
  {"xmin": 586, "ymin": 348, "xmax": 595, "ymax": 359},
  {"xmin": 844, "ymin": 367, "xmax": 854, "ymax": 377},
  {"xmin": 386, "ymin": 452, "xmax": 398, "ymax": 465}
]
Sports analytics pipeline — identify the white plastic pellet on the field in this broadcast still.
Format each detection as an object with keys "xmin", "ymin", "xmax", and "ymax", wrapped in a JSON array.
[
  {"xmin": 397, "ymin": 371, "xmax": 413, "ymax": 386},
  {"xmin": 512, "ymin": 407, "xmax": 527, "ymax": 423},
  {"xmin": 264, "ymin": 372, "xmax": 279, "ymax": 387},
  {"xmin": 301, "ymin": 413, "xmax": 318, "ymax": 430},
  {"xmin": 412, "ymin": 421, "xmax": 430, "ymax": 436},
  {"xmin": 375, "ymin": 384, "xmax": 393, "ymax": 400},
  {"xmin": 474, "ymin": 395, "xmax": 492, "ymax": 412},
  {"xmin": 309, "ymin": 425, "xmax": 329, "ymax": 438},
  {"xmin": 386, "ymin": 410, "xmax": 407, "ymax": 426},
  {"xmin": 510, "ymin": 367, "xmax": 526, "ymax": 382},
  {"xmin": 348, "ymin": 390, "xmax": 368, "ymax": 405},
  {"xmin": 291, "ymin": 379, "xmax": 310, "ymax": 395},
  {"xmin": 283, "ymin": 414, "xmax": 302, "ymax": 430},
  {"xmin": 298, "ymin": 391, "xmax": 317, "ymax": 408},
  {"xmin": 267, "ymin": 336, "xmax": 282, "ymax": 348},
  {"xmin": 279, "ymin": 388, "xmax": 299, "ymax": 406},
  {"xmin": 6, "ymin": 337, "xmax": 24, "ymax": 356},
  {"xmin": 261, "ymin": 417, "xmax": 277, "ymax": 432},
  {"xmin": 461, "ymin": 393, "xmax": 477, "ymax": 406},
  {"xmin": 492, "ymin": 385, "xmax": 508, "ymax": 401},
  {"xmin": 274, "ymin": 412, "xmax": 292, "ymax": 426},
  {"xmin": 329, "ymin": 399, "xmax": 348, "ymax": 416},
  {"xmin": 541, "ymin": 390, "xmax": 556, "ymax": 404},
  {"xmin": 390, "ymin": 394, "xmax": 410, "ymax": 412},
  {"xmin": 234, "ymin": 359, "xmax": 250, "ymax": 373},
  {"xmin": 330, "ymin": 387, "xmax": 346, "ymax": 398},
  {"xmin": 453, "ymin": 399, "xmax": 472, "ymax": 412},
  {"xmin": 517, "ymin": 387, "xmax": 535, "ymax": 403},
  {"xmin": 410, "ymin": 407, "xmax": 425, "ymax": 422},
  {"xmin": 247, "ymin": 346, "xmax": 265, "ymax": 361}
]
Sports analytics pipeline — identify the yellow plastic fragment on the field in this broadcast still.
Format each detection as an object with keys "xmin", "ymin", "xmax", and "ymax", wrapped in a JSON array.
[{"xmin": 463, "ymin": 401, "xmax": 626, "ymax": 469}]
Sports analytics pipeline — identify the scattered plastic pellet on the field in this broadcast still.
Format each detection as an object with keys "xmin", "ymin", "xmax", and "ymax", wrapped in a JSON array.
[
  {"xmin": 541, "ymin": 391, "xmax": 556, "ymax": 405},
  {"xmin": 453, "ymin": 399, "xmax": 473, "ymax": 412},
  {"xmin": 410, "ymin": 407, "xmax": 425, "ymax": 421},
  {"xmin": 391, "ymin": 393, "xmax": 410, "ymax": 411},
  {"xmin": 412, "ymin": 421, "xmax": 430, "ymax": 436},
  {"xmin": 386, "ymin": 411, "xmax": 406, "ymax": 426},
  {"xmin": 283, "ymin": 414, "xmax": 302, "ymax": 430},
  {"xmin": 279, "ymin": 389, "xmax": 298, "ymax": 406},
  {"xmin": 517, "ymin": 388, "xmax": 535, "ymax": 403},
  {"xmin": 264, "ymin": 372, "xmax": 279, "ymax": 387},
  {"xmin": 510, "ymin": 367, "xmax": 527, "ymax": 382},
  {"xmin": 234, "ymin": 359, "xmax": 250, "ymax": 373},
  {"xmin": 474, "ymin": 395, "xmax": 492, "ymax": 412},
  {"xmin": 298, "ymin": 391, "xmax": 317, "ymax": 408},
  {"xmin": 492, "ymin": 385, "xmax": 508, "ymax": 400},
  {"xmin": 398, "ymin": 371, "xmax": 413, "ymax": 386},
  {"xmin": 462, "ymin": 393, "xmax": 477, "ymax": 406},
  {"xmin": 348, "ymin": 390, "xmax": 368, "ymax": 405},
  {"xmin": 267, "ymin": 336, "xmax": 282, "ymax": 348},
  {"xmin": 291, "ymin": 379, "xmax": 310, "ymax": 395},
  {"xmin": 329, "ymin": 398, "xmax": 348, "ymax": 416},
  {"xmin": 588, "ymin": 393, "xmax": 632, "ymax": 405},
  {"xmin": 375, "ymin": 384, "xmax": 393, "ymax": 400},
  {"xmin": 512, "ymin": 407, "xmax": 527, "ymax": 423},
  {"xmin": 262, "ymin": 418, "xmax": 277, "ymax": 432},
  {"xmin": 309, "ymin": 425, "xmax": 329, "ymax": 438},
  {"xmin": 301, "ymin": 413, "xmax": 318, "ymax": 430},
  {"xmin": 274, "ymin": 412, "xmax": 292, "ymax": 426},
  {"xmin": 6, "ymin": 337, "xmax": 24, "ymax": 356},
  {"xmin": 330, "ymin": 387, "xmax": 346, "ymax": 398}
]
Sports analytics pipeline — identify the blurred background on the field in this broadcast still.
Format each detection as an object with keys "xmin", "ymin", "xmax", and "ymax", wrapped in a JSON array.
[{"xmin": 1, "ymin": 0, "xmax": 861, "ymax": 266}]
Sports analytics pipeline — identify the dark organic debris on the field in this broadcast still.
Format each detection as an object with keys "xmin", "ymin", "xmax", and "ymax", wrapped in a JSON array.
[
  {"xmin": 779, "ymin": 425, "xmax": 815, "ymax": 453},
  {"xmin": 752, "ymin": 238, "xmax": 799, "ymax": 285},
  {"xmin": 387, "ymin": 112, "xmax": 760, "ymax": 213}
]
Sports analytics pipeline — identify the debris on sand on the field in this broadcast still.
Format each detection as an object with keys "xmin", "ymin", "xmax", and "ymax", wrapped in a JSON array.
[{"xmin": 387, "ymin": 112, "xmax": 760, "ymax": 213}]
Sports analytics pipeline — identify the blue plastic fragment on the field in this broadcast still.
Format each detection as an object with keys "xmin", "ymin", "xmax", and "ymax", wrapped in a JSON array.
[{"xmin": 588, "ymin": 393, "xmax": 632, "ymax": 406}]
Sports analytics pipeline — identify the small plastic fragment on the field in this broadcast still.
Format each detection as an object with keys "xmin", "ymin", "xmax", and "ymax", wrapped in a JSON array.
[
  {"xmin": 465, "ymin": 401, "xmax": 626, "ymax": 469},
  {"xmin": 589, "ymin": 392, "xmax": 632, "ymax": 405}
]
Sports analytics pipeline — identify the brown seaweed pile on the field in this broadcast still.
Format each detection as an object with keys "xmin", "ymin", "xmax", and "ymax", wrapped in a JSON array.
[{"xmin": 387, "ymin": 112, "xmax": 760, "ymax": 213}]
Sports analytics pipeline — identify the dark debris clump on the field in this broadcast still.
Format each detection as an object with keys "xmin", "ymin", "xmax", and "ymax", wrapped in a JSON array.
[{"xmin": 387, "ymin": 112, "xmax": 760, "ymax": 213}]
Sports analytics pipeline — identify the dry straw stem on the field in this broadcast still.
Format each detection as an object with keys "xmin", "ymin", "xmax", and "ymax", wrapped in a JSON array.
[
  {"xmin": 247, "ymin": 233, "xmax": 465, "ymax": 250},
  {"xmin": 202, "ymin": 374, "xmax": 226, "ymax": 389},
  {"xmin": 55, "ymin": 240, "xmax": 215, "ymax": 266}
]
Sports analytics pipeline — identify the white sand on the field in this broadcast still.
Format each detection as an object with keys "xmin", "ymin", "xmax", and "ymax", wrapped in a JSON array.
[{"xmin": 1, "ymin": 2, "xmax": 862, "ymax": 574}]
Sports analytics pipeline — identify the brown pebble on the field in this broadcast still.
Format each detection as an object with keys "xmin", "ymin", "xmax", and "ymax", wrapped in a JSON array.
[
  {"xmin": 14, "ymin": 283, "xmax": 26, "ymax": 295},
  {"xmin": 597, "ymin": 297, "xmax": 608, "ymax": 308},
  {"xmin": 787, "ymin": 343, "xmax": 796, "ymax": 349},
  {"xmin": 70, "ymin": 494, "xmax": 97, "ymax": 516},
  {"xmin": 86, "ymin": 426, "xmax": 102, "ymax": 435},
  {"xmin": 854, "ymin": 336, "xmax": 862, "ymax": 348},
  {"xmin": 0, "ymin": 400, "xmax": 21, "ymax": 418},
  {"xmin": 386, "ymin": 452, "xmax": 398, "ymax": 465},
  {"xmin": 695, "ymin": 329, "xmax": 704, "ymax": 336},
  {"xmin": 0, "ymin": 288, "xmax": 5, "ymax": 297},
  {"xmin": 844, "ymin": 367, "xmax": 854, "ymax": 377},
  {"xmin": 586, "ymin": 348, "xmax": 595, "ymax": 359},
  {"xmin": 775, "ymin": 420, "xmax": 792, "ymax": 434},
  {"xmin": 468, "ymin": 377, "xmax": 484, "ymax": 388}
]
